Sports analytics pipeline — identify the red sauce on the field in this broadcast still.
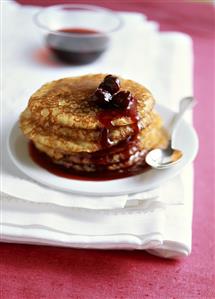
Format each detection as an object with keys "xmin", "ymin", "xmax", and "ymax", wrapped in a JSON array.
[
  {"xmin": 46, "ymin": 27, "xmax": 109, "ymax": 64},
  {"xmin": 97, "ymin": 93, "xmax": 140, "ymax": 164},
  {"xmin": 59, "ymin": 28, "xmax": 99, "ymax": 34},
  {"xmin": 29, "ymin": 142, "xmax": 149, "ymax": 181}
]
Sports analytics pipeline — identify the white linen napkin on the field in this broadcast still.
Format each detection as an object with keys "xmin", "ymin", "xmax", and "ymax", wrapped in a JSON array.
[
  {"xmin": 1, "ymin": 1, "xmax": 194, "ymax": 258},
  {"xmin": 1, "ymin": 165, "xmax": 193, "ymax": 258}
]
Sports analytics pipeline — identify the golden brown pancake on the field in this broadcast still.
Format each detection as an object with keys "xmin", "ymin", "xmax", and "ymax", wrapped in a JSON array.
[
  {"xmin": 32, "ymin": 114, "xmax": 168, "ymax": 164},
  {"xmin": 20, "ymin": 107, "xmax": 153, "ymax": 143},
  {"xmin": 19, "ymin": 74, "xmax": 168, "ymax": 175},
  {"xmin": 20, "ymin": 109, "xmax": 157, "ymax": 151},
  {"xmin": 26, "ymin": 74, "xmax": 155, "ymax": 129},
  {"xmin": 38, "ymin": 122, "xmax": 168, "ymax": 173},
  {"xmin": 20, "ymin": 111, "xmax": 165, "ymax": 154}
]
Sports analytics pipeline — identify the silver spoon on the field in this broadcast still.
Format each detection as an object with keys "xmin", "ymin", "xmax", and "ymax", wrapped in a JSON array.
[{"xmin": 145, "ymin": 96, "xmax": 195, "ymax": 169}]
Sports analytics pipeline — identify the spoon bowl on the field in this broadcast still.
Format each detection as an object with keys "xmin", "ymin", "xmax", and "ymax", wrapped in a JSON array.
[{"xmin": 145, "ymin": 146, "xmax": 183, "ymax": 169}]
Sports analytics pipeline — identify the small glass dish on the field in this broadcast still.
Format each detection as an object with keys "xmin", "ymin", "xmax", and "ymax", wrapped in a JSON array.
[{"xmin": 34, "ymin": 4, "xmax": 123, "ymax": 64}]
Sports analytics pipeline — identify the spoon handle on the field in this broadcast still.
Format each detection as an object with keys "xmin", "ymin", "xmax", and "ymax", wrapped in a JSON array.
[{"xmin": 169, "ymin": 96, "xmax": 196, "ymax": 137}]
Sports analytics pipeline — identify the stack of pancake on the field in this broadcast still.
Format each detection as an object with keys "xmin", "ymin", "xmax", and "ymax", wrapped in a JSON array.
[{"xmin": 20, "ymin": 74, "xmax": 168, "ymax": 173}]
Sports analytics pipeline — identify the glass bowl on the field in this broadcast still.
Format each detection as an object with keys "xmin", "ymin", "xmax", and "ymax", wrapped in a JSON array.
[{"xmin": 34, "ymin": 4, "xmax": 123, "ymax": 64}]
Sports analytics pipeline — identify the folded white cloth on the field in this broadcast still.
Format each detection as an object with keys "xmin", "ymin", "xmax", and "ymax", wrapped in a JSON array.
[
  {"xmin": 1, "ymin": 1, "xmax": 194, "ymax": 258},
  {"xmin": 1, "ymin": 165, "xmax": 193, "ymax": 258}
]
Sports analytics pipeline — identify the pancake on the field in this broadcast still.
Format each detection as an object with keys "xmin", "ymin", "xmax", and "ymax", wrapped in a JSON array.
[
  {"xmin": 33, "ymin": 122, "xmax": 168, "ymax": 173},
  {"xmin": 21, "ymin": 111, "xmax": 164, "ymax": 154},
  {"xmin": 26, "ymin": 74, "xmax": 155, "ymax": 129},
  {"xmin": 20, "ymin": 107, "xmax": 153, "ymax": 143},
  {"xmin": 20, "ymin": 107, "xmax": 155, "ymax": 146},
  {"xmin": 54, "ymin": 152, "xmax": 148, "ymax": 172},
  {"xmin": 19, "ymin": 73, "xmax": 168, "ymax": 176},
  {"xmin": 32, "ymin": 113, "xmax": 168, "ymax": 166}
]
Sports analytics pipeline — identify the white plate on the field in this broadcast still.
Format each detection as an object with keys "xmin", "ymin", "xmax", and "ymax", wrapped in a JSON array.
[{"xmin": 8, "ymin": 105, "xmax": 198, "ymax": 196}]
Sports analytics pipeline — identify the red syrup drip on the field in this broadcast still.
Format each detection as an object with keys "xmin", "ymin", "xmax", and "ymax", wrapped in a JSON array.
[
  {"xmin": 98, "ymin": 96, "xmax": 140, "ymax": 163},
  {"xmin": 29, "ymin": 142, "xmax": 149, "ymax": 181},
  {"xmin": 46, "ymin": 27, "xmax": 109, "ymax": 64}
]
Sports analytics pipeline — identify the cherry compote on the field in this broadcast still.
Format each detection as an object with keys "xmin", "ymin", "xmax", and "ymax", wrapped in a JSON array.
[
  {"xmin": 99, "ymin": 75, "xmax": 120, "ymax": 94},
  {"xmin": 92, "ymin": 75, "xmax": 140, "ymax": 148}
]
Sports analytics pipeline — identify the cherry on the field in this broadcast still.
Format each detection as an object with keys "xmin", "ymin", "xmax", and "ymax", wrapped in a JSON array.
[
  {"xmin": 92, "ymin": 76, "xmax": 134, "ymax": 110},
  {"xmin": 99, "ymin": 75, "xmax": 120, "ymax": 95},
  {"xmin": 112, "ymin": 91, "xmax": 133, "ymax": 109},
  {"xmin": 92, "ymin": 88, "xmax": 112, "ymax": 108}
]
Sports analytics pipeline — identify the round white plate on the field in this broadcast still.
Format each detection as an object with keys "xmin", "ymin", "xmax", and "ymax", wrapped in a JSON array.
[{"xmin": 8, "ymin": 105, "xmax": 198, "ymax": 196}]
